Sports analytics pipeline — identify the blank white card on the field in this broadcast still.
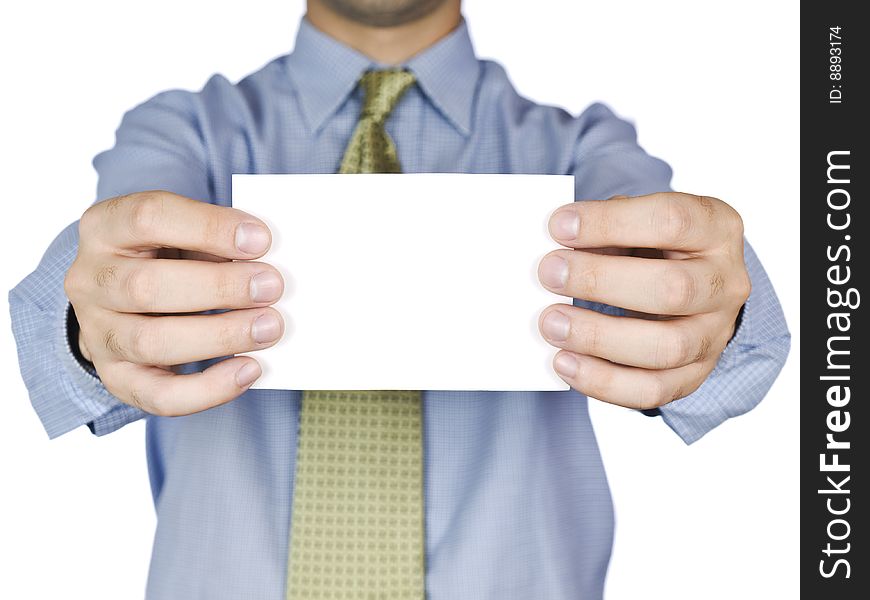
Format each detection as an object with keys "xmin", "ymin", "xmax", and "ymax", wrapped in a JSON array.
[{"xmin": 232, "ymin": 174, "xmax": 572, "ymax": 391}]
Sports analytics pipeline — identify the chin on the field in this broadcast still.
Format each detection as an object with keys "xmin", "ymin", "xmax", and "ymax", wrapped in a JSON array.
[{"xmin": 321, "ymin": 0, "xmax": 448, "ymax": 27}]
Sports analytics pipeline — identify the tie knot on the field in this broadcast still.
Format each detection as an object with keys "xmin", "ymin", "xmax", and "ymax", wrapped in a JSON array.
[{"xmin": 359, "ymin": 69, "xmax": 416, "ymax": 123}]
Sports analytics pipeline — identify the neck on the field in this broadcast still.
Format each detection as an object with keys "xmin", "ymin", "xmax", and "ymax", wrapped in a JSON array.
[{"xmin": 306, "ymin": 1, "xmax": 461, "ymax": 65}]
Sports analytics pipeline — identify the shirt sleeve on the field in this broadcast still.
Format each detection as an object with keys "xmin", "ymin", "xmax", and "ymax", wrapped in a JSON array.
[
  {"xmin": 8, "ymin": 86, "xmax": 214, "ymax": 438},
  {"xmin": 569, "ymin": 102, "xmax": 791, "ymax": 444},
  {"xmin": 656, "ymin": 241, "xmax": 790, "ymax": 444}
]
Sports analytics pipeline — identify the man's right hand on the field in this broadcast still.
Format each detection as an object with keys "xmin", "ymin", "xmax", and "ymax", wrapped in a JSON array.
[{"xmin": 64, "ymin": 190, "xmax": 285, "ymax": 416}]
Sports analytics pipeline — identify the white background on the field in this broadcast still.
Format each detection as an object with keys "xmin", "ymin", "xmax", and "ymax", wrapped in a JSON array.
[{"xmin": 0, "ymin": 1, "xmax": 799, "ymax": 598}]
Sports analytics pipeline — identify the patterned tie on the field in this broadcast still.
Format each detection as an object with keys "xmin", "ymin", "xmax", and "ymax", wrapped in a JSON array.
[{"xmin": 286, "ymin": 70, "xmax": 425, "ymax": 600}]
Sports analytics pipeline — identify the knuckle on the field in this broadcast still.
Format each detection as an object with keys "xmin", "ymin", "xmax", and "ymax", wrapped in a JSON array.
[
  {"xmin": 145, "ymin": 389, "xmax": 174, "ymax": 417},
  {"xmin": 593, "ymin": 206, "xmax": 614, "ymax": 241},
  {"xmin": 668, "ymin": 384, "xmax": 687, "ymax": 405},
  {"xmin": 658, "ymin": 330, "xmax": 693, "ymax": 369},
  {"xmin": 129, "ymin": 320, "xmax": 164, "ymax": 364},
  {"xmin": 104, "ymin": 193, "xmax": 130, "ymax": 214},
  {"xmin": 202, "ymin": 371, "xmax": 232, "ymax": 402},
  {"xmin": 127, "ymin": 388, "xmax": 148, "ymax": 414},
  {"xmin": 695, "ymin": 335, "xmax": 713, "ymax": 363},
  {"xmin": 708, "ymin": 271, "xmax": 726, "ymax": 298},
  {"xmin": 686, "ymin": 367, "xmax": 709, "ymax": 397},
  {"xmin": 93, "ymin": 264, "xmax": 119, "ymax": 289},
  {"xmin": 97, "ymin": 367, "xmax": 125, "ymax": 400},
  {"xmin": 77, "ymin": 329, "xmax": 94, "ymax": 363},
  {"xmin": 640, "ymin": 376, "xmax": 672, "ymax": 410},
  {"xmin": 659, "ymin": 196, "xmax": 695, "ymax": 244},
  {"xmin": 127, "ymin": 386, "xmax": 149, "ymax": 412},
  {"xmin": 128, "ymin": 192, "xmax": 166, "ymax": 239},
  {"xmin": 734, "ymin": 271, "xmax": 752, "ymax": 304},
  {"xmin": 63, "ymin": 262, "xmax": 85, "ymax": 299},
  {"xmin": 583, "ymin": 360, "xmax": 613, "ymax": 399},
  {"xmin": 576, "ymin": 265, "xmax": 601, "ymax": 297},
  {"xmin": 218, "ymin": 322, "xmax": 242, "ymax": 355},
  {"xmin": 124, "ymin": 266, "xmax": 157, "ymax": 311},
  {"xmin": 103, "ymin": 328, "xmax": 123, "ymax": 358},
  {"xmin": 721, "ymin": 201, "xmax": 745, "ymax": 237},
  {"xmin": 215, "ymin": 271, "xmax": 240, "ymax": 303},
  {"xmin": 79, "ymin": 203, "xmax": 101, "ymax": 235},
  {"xmin": 62, "ymin": 272, "xmax": 77, "ymax": 298},
  {"xmin": 660, "ymin": 267, "xmax": 696, "ymax": 313},
  {"xmin": 692, "ymin": 194, "xmax": 717, "ymax": 220},
  {"xmin": 202, "ymin": 210, "xmax": 228, "ymax": 248},
  {"xmin": 575, "ymin": 321, "xmax": 600, "ymax": 355}
]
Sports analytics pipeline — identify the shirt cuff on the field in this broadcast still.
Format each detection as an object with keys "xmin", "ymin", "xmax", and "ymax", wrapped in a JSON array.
[{"xmin": 60, "ymin": 302, "xmax": 146, "ymax": 436}]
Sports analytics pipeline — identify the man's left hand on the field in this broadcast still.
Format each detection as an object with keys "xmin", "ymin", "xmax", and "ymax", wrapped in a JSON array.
[{"xmin": 537, "ymin": 192, "xmax": 751, "ymax": 409}]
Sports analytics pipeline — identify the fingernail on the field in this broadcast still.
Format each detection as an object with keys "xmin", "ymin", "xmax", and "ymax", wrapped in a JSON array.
[
  {"xmin": 251, "ymin": 313, "xmax": 282, "ymax": 343},
  {"xmin": 250, "ymin": 271, "xmax": 283, "ymax": 303},
  {"xmin": 236, "ymin": 361, "xmax": 262, "ymax": 388},
  {"xmin": 554, "ymin": 353, "xmax": 577, "ymax": 378},
  {"xmin": 542, "ymin": 311, "xmax": 571, "ymax": 341},
  {"xmin": 235, "ymin": 223, "xmax": 270, "ymax": 255},
  {"xmin": 551, "ymin": 210, "xmax": 579, "ymax": 240},
  {"xmin": 539, "ymin": 255, "xmax": 569, "ymax": 289}
]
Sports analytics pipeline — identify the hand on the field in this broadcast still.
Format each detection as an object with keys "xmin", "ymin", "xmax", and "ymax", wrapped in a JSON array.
[
  {"xmin": 537, "ymin": 192, "xmax": 751, "ymax": 410},
  {"xmin": 64, "ymin": 191, "xmax": 285, "ymax": 416}
]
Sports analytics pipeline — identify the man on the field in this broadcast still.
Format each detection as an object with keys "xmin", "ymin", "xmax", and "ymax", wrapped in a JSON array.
[{"xmin": 9, "ymin": 0, "xmax": 790, "ymax": 598}]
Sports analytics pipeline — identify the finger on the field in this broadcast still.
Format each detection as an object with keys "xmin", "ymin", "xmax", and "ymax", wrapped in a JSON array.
[
  {"xmin": 83, "ymin": 191, "xmax": 272, "ymax": 259},
  {"xmin": 92, "ymin": 257, "xmax": 284, "ymax": 313},
  {"xmin": 100, "ymin": 307, "xmax": 284, "ymax": 365},
  {"xmin": 538, "ymin": 250, "xmax": 729, "ymax": 315},
  {"xmin": 101, "ymin": 356, "xmax": 262, "ymax": 416},
  {"xmin": 539, "ymin": 305, "xmax": 725, "ymax": 370},
  {"xmin": 552, "ymin": 351, "xmax": 713, "ymax": 410},
  {"xmin": 548, "ymin": 193, "xmax": 742, "ymax": 252}
]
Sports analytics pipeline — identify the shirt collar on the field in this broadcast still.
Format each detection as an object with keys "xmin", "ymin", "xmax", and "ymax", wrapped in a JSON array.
[
  {"xmin": 284, "ymin": 17, "xmax": 480, "ymax": 136},
  {"xmin": 405, "ymin": 18, "xmax": 479, "ymax": 136}
]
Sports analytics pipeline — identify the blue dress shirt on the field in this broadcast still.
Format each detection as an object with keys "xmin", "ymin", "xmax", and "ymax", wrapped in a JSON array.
[{"xmin": 9, "ymin": 18, "xmax": 790, "ymax": 600}]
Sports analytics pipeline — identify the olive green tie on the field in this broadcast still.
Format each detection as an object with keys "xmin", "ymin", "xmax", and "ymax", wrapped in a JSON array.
[{"xmin": 286, "ymin": 70, "xmax": 425, "ymax": 599}]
